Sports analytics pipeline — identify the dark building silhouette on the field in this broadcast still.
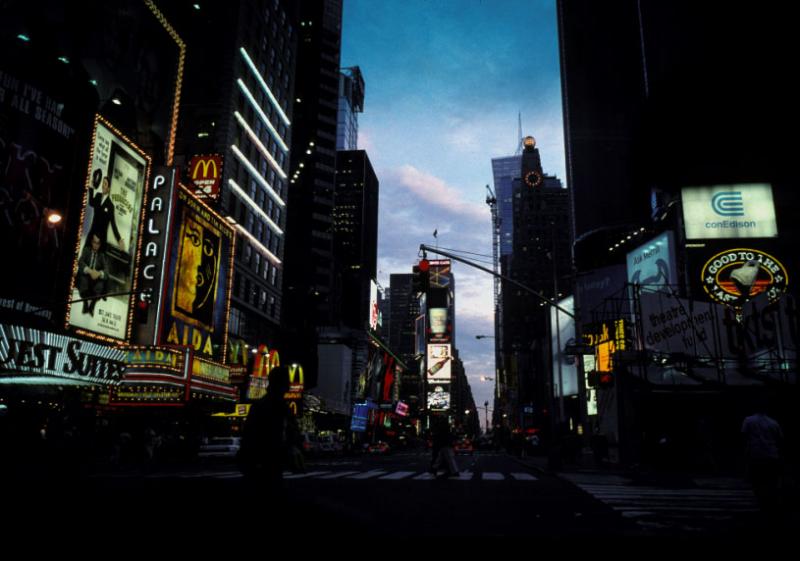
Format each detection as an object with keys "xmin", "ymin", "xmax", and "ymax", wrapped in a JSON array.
[
  {"xmin": 333, "ymin": 149, "xmax": 378, "ymax": 330},
  {"xmin": 283, "ymin": 0, "xmax": 343, "ymax": 346},
  {"xmin": 500, "ymin": 137, "xmax": 571, "ymax": 430},
  {"xmin": 558, "ymin": 0, "xmax": 800, "ymax": 465}
]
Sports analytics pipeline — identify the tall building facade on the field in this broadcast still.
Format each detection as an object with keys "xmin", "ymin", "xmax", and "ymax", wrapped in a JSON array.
[
  {"xmin": 389, "ymin": 274, "xmax": 416, "ymax": 365},
  {"xmin": 283, "ymin": 0, "xmax": 343, "ymax": 341},
  {"xmin": 558, "ymin": 0, "xmax": 799, "ymax": 465},
  {"xmin": 499, "ymin": 137, "xmax": 572, "ymax": 431},
  {"xmin": 336, "ymin": 66, "xmax": 364, "ymax": 151},
  {"xmin": 333, "ymin": 149, "xmax": 378, "ymax": 329},
  {"xmin": 172, "ymin": 0, "xmax": 297, "ymax": 357}
]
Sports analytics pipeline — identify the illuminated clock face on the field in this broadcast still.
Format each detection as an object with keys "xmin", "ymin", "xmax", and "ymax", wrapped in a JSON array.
[{"xmin": 524, "ymin": 170, "xmax": 543, "ymax": 188}]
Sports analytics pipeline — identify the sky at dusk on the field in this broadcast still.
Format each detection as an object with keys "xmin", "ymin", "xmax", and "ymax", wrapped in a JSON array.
[{"xmin": 341, "ymin": 0, "xmax": 565, "ymax": 430}]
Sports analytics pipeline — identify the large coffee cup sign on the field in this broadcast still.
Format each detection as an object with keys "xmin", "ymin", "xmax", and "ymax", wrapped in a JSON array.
[{"xmin": 701, "ymin": 248, "xmax": 788, "ymax": 309}]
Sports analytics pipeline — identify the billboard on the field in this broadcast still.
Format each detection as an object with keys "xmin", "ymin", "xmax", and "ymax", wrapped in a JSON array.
[
  {"xmin": 0, "ymin": 323, "xmax": 126, "ymax": 385},
  {"xmin": 161, "ymin": 185, "xmax": 235, "ymax": 362},
  {"xmin": 66, "ymin": 116, "xmax": 150, "ymax": 341},
  {"xmin": 681, "ymin": 184, "xmax": 778, "ymax": 240},
  {"xmin": 699, "ymin": 247, "xmax": 788, "ymax": 311},
  {"xmin": 369, "ymin": 280, "xmax": 379, "ymax": 330},
  {"xmin": 0, "ymin": 63, "xmax": 84, "ymax": 319},
  {"xmin": 427, "ymin": 384, "xmax": 451, "ymax": 411},
  {"xmin": 550, "ymin": 296, "xmax": 578, "ymax": 397},
  {"xmin": 426, "ymin": 343, "xmax": 452, "ymax": 381},
  {"xmin": 626, "ymin": 231, "xmax": 678, "ymax": 290},
  {"xmin": 188, "ymin": 154, "xmax": 223, "ymax": 200}
]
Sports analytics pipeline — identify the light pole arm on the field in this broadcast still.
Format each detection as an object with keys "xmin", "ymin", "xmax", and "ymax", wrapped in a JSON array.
[{"xmin": 419, "ymin": 244, "xmax": 575, "ymax": 319}]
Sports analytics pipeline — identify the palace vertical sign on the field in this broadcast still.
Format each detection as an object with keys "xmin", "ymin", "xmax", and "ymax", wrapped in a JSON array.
[{"xmin": 134, "ymin": 167, "xmax": 176, "ymax": 344}]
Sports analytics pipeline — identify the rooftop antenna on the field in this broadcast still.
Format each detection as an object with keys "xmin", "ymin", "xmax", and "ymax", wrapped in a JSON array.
[{"xmin": 515, "ymin": 112, "xmax": 523, "ymax": 155}]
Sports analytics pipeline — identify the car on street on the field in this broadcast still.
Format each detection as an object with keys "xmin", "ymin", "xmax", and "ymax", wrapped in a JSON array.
[
  {"xmin": 453, "ymin": 438, "xmax": 474, "ymax": 455},
  {"xmin": 198, "ymin": 436, "xmax": 241, "ymax": 458},
  {"xmin": 366, "ymin": 441, "xmax": 391, "ymax": 455}
]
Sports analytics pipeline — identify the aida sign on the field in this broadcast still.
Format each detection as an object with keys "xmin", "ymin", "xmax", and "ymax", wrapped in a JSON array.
[
  {"xmin": 700, "ymin": 248, "xmax": 788, "ymax": 308},
  {"xmin": 681, "ymin": 184, "xmax": 778, "ymax": 239}
]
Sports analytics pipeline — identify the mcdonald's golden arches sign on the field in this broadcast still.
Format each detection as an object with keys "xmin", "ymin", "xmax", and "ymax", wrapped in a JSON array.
[{"xmin": 188, "ymin": 154, "xmax": 223, "ymax": 199}]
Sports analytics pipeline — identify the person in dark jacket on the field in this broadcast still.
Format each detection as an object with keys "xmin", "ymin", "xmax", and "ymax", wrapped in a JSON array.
[{"xmin": 238, "ymin": 366, "xmax": 298, "ymax": 501}]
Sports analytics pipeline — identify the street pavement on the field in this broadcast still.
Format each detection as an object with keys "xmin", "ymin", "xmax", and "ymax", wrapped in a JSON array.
[{"xmin": 7, "ymin": 449, "xmax": 796, "ymax": 542}]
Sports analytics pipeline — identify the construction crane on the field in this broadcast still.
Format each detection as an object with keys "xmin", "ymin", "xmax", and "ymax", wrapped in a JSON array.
[{"xmin": 485, "ymin": 184, "xmax": 500, "ymax": 309}]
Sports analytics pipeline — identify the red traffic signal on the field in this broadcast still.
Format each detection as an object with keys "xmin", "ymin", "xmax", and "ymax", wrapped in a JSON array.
[{"xmin": 418, "ymin": 258, "xmax": 430, "ymax": 272}]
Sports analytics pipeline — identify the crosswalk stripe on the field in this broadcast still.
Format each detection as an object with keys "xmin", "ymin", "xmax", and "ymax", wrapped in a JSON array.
[
  {"xmin": 317, "ymin": 471, "xmax": 361, "ymax": 479},
  {"xmin": 284, "ymin": 471, "xmax": 332, "ymax": 479},
  {"xmin": 510, "ymin": 473, "xmax": 538, "ymax": 481},
  {"xmin": 413, "ymin": 473, "xmax": 437, "ymax": 480},
  {"xmin": 346, "ymin": 470, "xmax": 388, "ymax": 480},
  {"xmin": 378, "ymin": 471, "xmax": 417, "ymax": 480},
  {"xmin": 482, "ymin": 472, "xmax": 504, "ymax": 480}
]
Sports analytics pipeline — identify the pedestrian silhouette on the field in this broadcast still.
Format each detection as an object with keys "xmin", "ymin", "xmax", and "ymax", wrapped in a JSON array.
[
  {"xmin": 430, "ymin": 416, "xmax": 458, "ymax": 478},
  {"xmin": 742, "ymin": 396, "xmax": 784, "ymax": 521},
  {"xmin": 238, "ymin": 365, "xmax": 299, "ymax": 507}
]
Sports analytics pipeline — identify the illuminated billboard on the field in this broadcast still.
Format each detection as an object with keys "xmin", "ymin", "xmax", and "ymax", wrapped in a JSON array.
[
  {"xmin": 626, "ymin": 231, "xmax": 678, "ymax": 290},
  {"xmin": 369, "ymin": 280, "xmax": 379, "ymax": 330},
  {"xmin": 427, "ymin": 384, "xmax": 451, "ymax": 411},
  {"xmin": 188, "ymin": 154, "xmax": 223, "ymax": 200},
  {"xmin": 699, "ymin": 247, "xmax": 788, "ymax": 310},
  {"xmin": 66, "ymin": 115, "xmax": 150, "ymax": 342},
  {"xmin": 681, "ymin": 184, "xmax": 778, "ymax": 240},
  {"xmin": 160, "ymin": 184, "xmax": 235, "ymax": 362},
  {"xmin": 426, "ymin": 343, "xmax": 452, "ymax": 381},
  {"xmin": 0, "ymin": 323, "xmax": 126, "ymax": 385}
]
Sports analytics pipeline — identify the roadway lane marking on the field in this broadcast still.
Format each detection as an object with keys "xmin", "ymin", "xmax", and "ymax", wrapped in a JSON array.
[
  {"xmin": 482, "ymin": 472, "xmax": 505, "ymax": 480},
  {"xmin": 510, "ymin": 473, "xmax": 538, "ymax": 481},
  {"xmin": 378, "ymin": 471, "xmax": 417, "ymax": 480}
]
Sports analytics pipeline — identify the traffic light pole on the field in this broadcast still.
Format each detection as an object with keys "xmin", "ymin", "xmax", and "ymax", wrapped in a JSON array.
[{"xmin": 418, "ymin": 244, "xmax": 575, "ymax": 319}]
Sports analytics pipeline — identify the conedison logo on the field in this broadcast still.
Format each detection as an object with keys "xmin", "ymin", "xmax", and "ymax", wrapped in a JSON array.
[{"xmin": 711, "ymin": 191, "xmax": 744, "ymax": 216}]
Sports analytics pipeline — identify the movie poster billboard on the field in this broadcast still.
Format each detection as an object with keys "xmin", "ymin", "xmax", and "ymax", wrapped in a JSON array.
[
  {"xmin": 66, "ymin": 116, "xmax": 150, "ymax": 341},
  {"xmin": 160, "ymin": 184, "xmax": 234, "ymax": 362},
  {"xmin": 1, "ymin": 62, "xmax": 86, "ymax": 321}
]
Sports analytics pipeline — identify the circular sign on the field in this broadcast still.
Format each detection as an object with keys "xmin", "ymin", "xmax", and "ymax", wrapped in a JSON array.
[{"xmin": 700, "ymin": 248, "xmax": 788, "ymax": 309}]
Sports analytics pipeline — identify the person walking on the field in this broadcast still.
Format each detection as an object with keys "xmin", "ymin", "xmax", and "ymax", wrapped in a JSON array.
[
  {"xmin": 742, "ymin": 397, "xmax": 784, "ymax": 520},
  {"xmin": 238, "ymin": 366, "xmax": 299, "ymax": 504},
  {"xmin": 430, "ymin": 416, "xmax": 459, "ymax": 478}
]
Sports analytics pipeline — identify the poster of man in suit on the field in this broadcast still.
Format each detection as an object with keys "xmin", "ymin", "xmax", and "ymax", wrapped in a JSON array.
[{"xmin": 67, "ymin": 116, "xmax": 149, "ymax": 340}]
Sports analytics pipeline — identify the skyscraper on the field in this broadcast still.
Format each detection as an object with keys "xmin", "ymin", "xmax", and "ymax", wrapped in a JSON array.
[
  {"xmin": 336, "ymin": 66, "xmax": 364, "ymax": 151},
  {"xmin": 333, "ymin": 149, "xmax": 379, "ymax": 329},
  {"xmin": 172, "ymin": 0, "xmax": 297, "ymax": 355},
  {"xmin": 283, "ymin": 0, "xmax": 343, "ymax": 346}
]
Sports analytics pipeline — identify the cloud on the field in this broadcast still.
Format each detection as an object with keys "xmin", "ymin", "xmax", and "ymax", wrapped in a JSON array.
[{"xmin": 390, "ymin": 165, "xmax": 488, "ymax": 224}]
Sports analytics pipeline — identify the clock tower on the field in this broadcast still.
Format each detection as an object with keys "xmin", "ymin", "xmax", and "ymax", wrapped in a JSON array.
[{"xmin": 521, "ymin": 135, "xmax": 544, "ymax": 188}]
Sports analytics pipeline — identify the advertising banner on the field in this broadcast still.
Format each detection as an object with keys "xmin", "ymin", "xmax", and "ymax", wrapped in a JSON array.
[
  {"xmin": 369, "ymin": 280, "xmax": 379, "ymax": 330},
  {"xmin": 427, "ymin": 384, "xmax": 451, "ymax": 411},
  {"xmin": 188, "ymin": 154, "xmax": 223, "ymax": 200},
  {"xmin": 682, "ymin": 184, "xmax": 778, "ymax": 240},
  {"xmin": 66, "ymin": 116, "xmax": 150, "ymax": 341},
  {"xmin": 0, "ymin": 323, "xmax": 126, "ymax": 385},
  {"xmin": 626, "ymin": 231, "xmax": 678, "ymax": 290},
  {"xmin": 426, "ymin": 343, "xmax": 452, "ymax": 381},
  {"xmin": 550, "ymin": 296, "xmax": 578, "ymax": 397},
  {"xmin": 0, "ymin": 64, "xmax": 83, "ymax": 320},
  {"xmin": 161, "ymin": 184, "xmax": 235, "ymax": 362}
]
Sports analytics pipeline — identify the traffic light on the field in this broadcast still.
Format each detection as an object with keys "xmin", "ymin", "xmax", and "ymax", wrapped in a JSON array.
[{"xmin": 412, "ymin": 259, "xmax": 430, "ymax": 294}]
